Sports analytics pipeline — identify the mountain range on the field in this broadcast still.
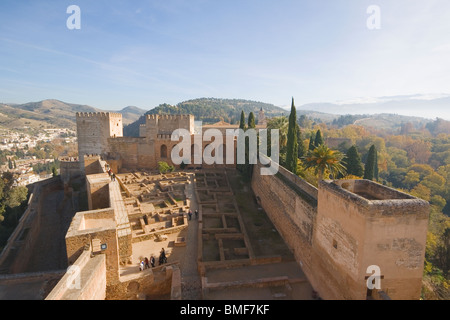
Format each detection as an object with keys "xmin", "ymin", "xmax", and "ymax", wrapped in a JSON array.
[
  {"xmin": 290, "ymin": 94, "xmax": 450, "ymax": 121},
  {"xmin": 1, "ymin": 95, "xmax": 448, "ymax": 135},
  {"xmin": 0, "ymin": 99, "xmax": 146, "ymax": 131}
]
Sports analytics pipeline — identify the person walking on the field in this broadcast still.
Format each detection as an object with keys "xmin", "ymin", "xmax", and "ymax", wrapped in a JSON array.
[
  {"xmin": 150, "ymin": 255, "xmax": 155, "ymax": 268},
  {"xmin": 144, "ymin": 257, "xmax": 150, "ymax": 269},
  {"xmin": 194, "ymin": 209, "xmax": 198, "ymax": 219},
  {"xmin": 188, "ymin": 209, "xmax": 192, "ymax": 221},
  {"xmin": 159, "ymin": 248, "xmax": 167, "ymax": 265}
]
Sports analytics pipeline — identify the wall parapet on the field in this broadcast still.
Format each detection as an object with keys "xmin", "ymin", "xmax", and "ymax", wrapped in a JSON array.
[
  {"xmin": 76, "ymin": 112, "xmax": 122, "ymax": 118},
  {"xmin": 320, "ymin": 179, "xmax": 429, "ymax": 218},
  {"xmin": 146, "ymin": 114, "xmax": 192, "ymax": 120},
  {"xmin": 46, "ymin": 249, "xmax": 107, "ymax": 300},
  {"xmin": 0, "ymin": 177, "xmax": 61, "ymax": 272}
]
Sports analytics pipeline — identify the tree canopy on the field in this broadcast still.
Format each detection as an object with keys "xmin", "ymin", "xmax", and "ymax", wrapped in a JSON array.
[{"xmin": 285, "ymin": 98, "xmax": 298, "ymax": 174}]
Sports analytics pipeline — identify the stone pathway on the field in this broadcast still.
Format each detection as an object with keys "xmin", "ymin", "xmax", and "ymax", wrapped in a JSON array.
[
  {"xmin": 179, "ymin": 173, "xmax": 202, "ymax": 300},
  {"xmin": 25, "ymin": 188, "xmax": 73, "ymax": 272}
]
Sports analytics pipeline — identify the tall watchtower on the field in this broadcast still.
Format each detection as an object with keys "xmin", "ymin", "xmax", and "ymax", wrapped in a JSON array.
[
  {"xmin": 142, "ymin": 114, "xmax": 195, "ymax": 140},
  {"xmin": 76, "ymin": 112, "xmax": 123, "ymax": 159}
]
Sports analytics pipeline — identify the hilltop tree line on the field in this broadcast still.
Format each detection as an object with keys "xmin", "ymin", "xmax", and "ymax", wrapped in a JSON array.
[{"xmin": 123, "ymin": 98, "xmax": 287, "ymax": 137}]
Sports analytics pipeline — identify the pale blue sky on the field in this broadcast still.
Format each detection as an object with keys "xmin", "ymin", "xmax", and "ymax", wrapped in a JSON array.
[{"xmin": 1, "ymin": 0, "xmax": 450, "ymax": 115}]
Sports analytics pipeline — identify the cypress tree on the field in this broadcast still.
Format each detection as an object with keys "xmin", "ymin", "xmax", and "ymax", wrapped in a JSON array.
[
  {"xmin": 239, "ymin": 111, "xmax": 246, "ymax": 131},
  {"xmin": 309, "ymin": 132, "xmax": 316, "ymax": 151},
  {"xmin": 374, "ymin": 149, "xmax": 379, "ymax": 181},
  {"xmin": 237, "ymin": 111, "xmax": 246, "ymax": 174},
  {"xmin": 314, "ymin": 129, "xmax": 324, "ymax": 147},
  {"xmin": 344, "ymin": 145, "xmax": 364, "ymax": 177},
  {"xmin": 248, "ymin": 112, "xmax": 256, "ymax": 129},
  {"xmin": 52, "ymin": 166, "xmax": 58, "ymax": 177},
  {"xmin": 285, "ymin": 98, "xmax": 298, "ymax": 174},
  {"xmin": 363, "ymin": 145, "xmax": 377, "ymax": 181},
  {"xmin": 245, "ymin": 112, "xmax": 256, "ymax": 179}
]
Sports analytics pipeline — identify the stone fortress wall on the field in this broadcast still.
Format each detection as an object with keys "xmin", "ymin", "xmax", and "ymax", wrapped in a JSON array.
[
  {"xmin": 46, "ymin": 156, "xmax": 180, "ymax": 300},
  {"xmin": 252, "ymin": 162, "xmax": 429, "ymax": 300},
  {"xmin": 0, "ymin": 111, "xmax": 429, "ymax": 300},
  {"xmin": 0, "ymin": 177, "xmax": 63, "ymax": 274},
  {"xmin": 77, "ymin": 112, "xmax": 240, "ymax": 172},
  {"xmin": 72, "ymin": 111, "xmax": 429, "ymax": 300}
]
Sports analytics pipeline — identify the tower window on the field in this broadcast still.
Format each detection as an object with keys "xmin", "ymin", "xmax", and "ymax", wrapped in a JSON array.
[
  {"xmin": 333, "ymin": 239, "xmax": 338, "ymax": 249},
  {"xmin": 161, "ymin": 144, "xmax": 168, "ymax": 158}
]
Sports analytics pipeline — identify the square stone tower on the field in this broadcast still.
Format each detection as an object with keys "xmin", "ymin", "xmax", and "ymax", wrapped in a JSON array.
[
  {"xmin": 142, "ymin": 114, "xmax": 195, "ymax": 140},
  {"xmin": 314, "ymin": 179, "xmax": 429, "ymax": 300},
  {"xmin": 76, "ymin": 112, "xmax": 123, "ymax": 159}
]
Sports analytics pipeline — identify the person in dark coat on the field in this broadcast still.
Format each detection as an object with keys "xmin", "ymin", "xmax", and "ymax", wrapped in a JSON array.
[{"xmin": 150, "ymin": 255, "xmax": 155, "ymax": 268}]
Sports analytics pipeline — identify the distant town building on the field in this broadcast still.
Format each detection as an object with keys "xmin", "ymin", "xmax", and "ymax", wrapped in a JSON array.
[{"xmin": 258, "ymin": 107, "xmax": 267, "ymax": 126}]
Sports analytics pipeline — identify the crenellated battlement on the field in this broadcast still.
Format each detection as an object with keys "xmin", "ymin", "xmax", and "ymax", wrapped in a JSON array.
[
  {"xmin": 146, "ymin": 114, "xmax": 192, "ymax": 120},
  {"xmin": 76, "ymin": 112, "xmax": 122, "ymax": 118}
]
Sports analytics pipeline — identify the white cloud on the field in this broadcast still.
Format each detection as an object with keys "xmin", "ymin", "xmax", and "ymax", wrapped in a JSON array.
[{"xmin": 432, "ymin": 44, "xmax": 450, "ymax": 53}]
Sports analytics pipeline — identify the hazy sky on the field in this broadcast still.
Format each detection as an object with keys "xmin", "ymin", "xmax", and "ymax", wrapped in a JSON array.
[{"xmin": 1, "ymin": 0, "xmax": 450, "ymax": 114}]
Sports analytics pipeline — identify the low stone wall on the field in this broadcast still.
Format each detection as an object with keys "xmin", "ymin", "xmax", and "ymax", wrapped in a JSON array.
[
  {"xmin": 251, "ymin": 163, "xmax": 317, "ymax": 271},
  {"xmin": 106, "ymin": 264, "xmax": 178, "ymax": 300},
  {"xmin": 60, "ymin": 161, "xmax": 83, "ymax": 183},
  {"xmin": 84, "ymin": 155, "xmax": 104, "ymax": 175},
  {"xmin": 46, "ymin": 249, "xmax": 107, "ymax": 300},
  {"xmin": 202, "ymin": 275, "xmax": 289, "ymax": 292},
  {"xmin": 131, "ymin": 223, "xmax": 188, "ymax": 243},
  {"xmin": 0, "ymin": 177, "xmax": 62, "ymax": 274},
  {"xmin": 0, "ymin": 270, "xmax": 65, "ymax": 299}
]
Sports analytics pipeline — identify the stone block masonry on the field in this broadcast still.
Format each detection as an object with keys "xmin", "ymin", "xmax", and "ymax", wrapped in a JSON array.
[
  {"xmin": 251, "ymin": 163, "xmax": 429, "ymax": 300},
  {"xmin": 76, "ymin": 112, "xmax": 123, "ymax": 170}
]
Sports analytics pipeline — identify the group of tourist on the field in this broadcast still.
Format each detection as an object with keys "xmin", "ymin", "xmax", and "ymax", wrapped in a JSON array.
[
  {"xmin": 187, "ymin": 209, "xmax": 199, "ymax": 220},
  {"xmin": 137, "ymin": 207, "xmax": 200, "ymax": 273},
  {"xmin": 139, "ymin": 248, "xmax": 167, "ymax": 271}
]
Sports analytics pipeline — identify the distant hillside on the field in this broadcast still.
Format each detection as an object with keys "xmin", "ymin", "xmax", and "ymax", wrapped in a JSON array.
[
  {"xmin": 0, "ymin": 100, "xmax": 88, "ymax": 131},
  {"xmin": 0, "ymin": 100, "xmax": 146, "ymax": 131},
  {"xmin": 328, "ymin": 113, "xmax": 431, "ymax": 132},
  {"xmin": 299, "ymin": 95, "xmax": 450, "ymax": 120},
  {"xmin": 106, "ymin": 106, "xmax": 146, "ymax": 125},
  {"xmin": 297, "ymin": 109, "xmax": 341, "ymax": 123},
  {"xmin": 124, "ymin": 98, "xmax": 288, "ymax": 137}
]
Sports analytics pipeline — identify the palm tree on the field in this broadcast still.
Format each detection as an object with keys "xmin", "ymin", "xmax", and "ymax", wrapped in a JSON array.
[
  {"xmin": 267, "ymin": 116, "xmax": 289, "ymax": 153},
  {"xmin": 267, "ymin": 116, "xmax": 288, "ymax": 142},
  {"xmin": 303, "ymin": 144, "xmax": 347, "ymax": 181}
]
